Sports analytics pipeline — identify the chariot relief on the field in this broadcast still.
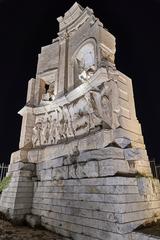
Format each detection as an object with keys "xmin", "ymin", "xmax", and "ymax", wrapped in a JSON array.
[{"xmin": 32, "ymin": 81, "xmax": 115, "ymax": 147}]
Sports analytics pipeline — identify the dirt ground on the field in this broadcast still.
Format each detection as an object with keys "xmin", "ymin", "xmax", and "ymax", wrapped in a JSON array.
[
  {"xmin": 137, "ymin": 219, "xmax": 160, "ymax": 237},
  {"xmin": 0, "ymin": 219, "xmax": 63, "ymax": 240}
]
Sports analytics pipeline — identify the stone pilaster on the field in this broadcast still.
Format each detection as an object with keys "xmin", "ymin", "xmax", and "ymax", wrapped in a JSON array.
[
  {"xmin": 26, "ymin": 78, "xmax": 35, "ymax": 106},
  {"xmin": 18, "ymin": 106, "xmax": 35, "ymax": 149},
  {"xmin": 57, "ymin": 33, "xmax": 68, "ymax": 96}
]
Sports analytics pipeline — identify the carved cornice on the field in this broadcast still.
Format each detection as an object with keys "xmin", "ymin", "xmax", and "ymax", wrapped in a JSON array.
[{"xmin": 18, "ymin": 106, "xmax": 34, "ymax": 116}]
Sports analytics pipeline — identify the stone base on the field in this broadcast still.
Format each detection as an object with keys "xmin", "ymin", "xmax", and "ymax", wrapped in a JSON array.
[
  {"xmin": 1, "ymin": 170, "xmax": 160, "ymax": 239},
  {"xmin": 0, "ymin": 162, "xmax": 35, "ymax": 222},
  {"xmin": 30, "ymin": 176, "xmax": 160, "ymax": 240},
  {"xmin": 0, "ymin": 130, "xmax": 159, "ymax": 239}
]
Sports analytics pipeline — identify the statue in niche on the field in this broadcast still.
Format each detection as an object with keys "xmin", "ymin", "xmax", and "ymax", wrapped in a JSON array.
[
  {"xmin": 41, "ymin": 81, "xmax": 55, "ymax": 103},
  {"xmin": 74, "ymin": 43, "xmax": 96, "ymax": 85}
]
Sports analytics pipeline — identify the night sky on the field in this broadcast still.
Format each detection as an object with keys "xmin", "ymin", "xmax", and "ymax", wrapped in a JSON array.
[{"xmin": 0, "ymin": 0, "xmax": 160, "ymax": 164}]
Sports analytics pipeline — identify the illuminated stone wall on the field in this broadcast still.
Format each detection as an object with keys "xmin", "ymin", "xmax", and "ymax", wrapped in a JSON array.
[{"xmin": 0, "ymin": 3, "xmax": 160, "ymax": 240}]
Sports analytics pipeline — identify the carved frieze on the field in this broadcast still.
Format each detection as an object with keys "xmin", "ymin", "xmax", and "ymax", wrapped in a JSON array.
[{"xmin": 32, "ymin": 79, "xmax": 119, "ymax": 147}]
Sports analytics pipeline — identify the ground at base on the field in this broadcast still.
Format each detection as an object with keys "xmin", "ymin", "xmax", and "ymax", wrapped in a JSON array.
[
  {"xmin": 136, "ymin": 219, "xmax": 160, "ymax": 237},
  {"xmin": 0, "ymin": 219, "xmax": 63, "ymax": 240}
]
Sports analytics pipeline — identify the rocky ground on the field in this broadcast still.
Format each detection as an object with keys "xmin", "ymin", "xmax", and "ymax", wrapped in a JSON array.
[{"xmin": 0, "ymin": 219, "xmax": 63, "ymax": 240}]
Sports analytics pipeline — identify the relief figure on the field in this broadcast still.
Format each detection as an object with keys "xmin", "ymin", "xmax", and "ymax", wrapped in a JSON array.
[
  {"xmin": 41, "ymin": 114, "xmax": 51, "ymax": 144},
  {"xmin": 32, "ymin": 118, "xmax": 43, "ymax": 147}
]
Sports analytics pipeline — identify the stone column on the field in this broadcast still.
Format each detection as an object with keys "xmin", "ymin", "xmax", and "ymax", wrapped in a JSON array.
[{"xmin": 57, "ymin": 32, "xmax": 68, "ymax": 96}]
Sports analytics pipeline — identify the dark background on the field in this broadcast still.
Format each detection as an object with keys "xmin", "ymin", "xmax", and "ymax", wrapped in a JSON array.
[{"xmin": 0, "ymin": 0, "xmax": 160, "ymax": 164}]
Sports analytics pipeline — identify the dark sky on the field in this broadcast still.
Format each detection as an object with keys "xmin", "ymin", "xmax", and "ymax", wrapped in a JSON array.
[{"xmin": 0, "ymin": 0, "xmax": 160, "ymax": 164}]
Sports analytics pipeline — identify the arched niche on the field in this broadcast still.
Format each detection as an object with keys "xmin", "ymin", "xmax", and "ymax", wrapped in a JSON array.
[{"xmin": 73, "ymin": 39, "xmax": 97, "ymax": 87}]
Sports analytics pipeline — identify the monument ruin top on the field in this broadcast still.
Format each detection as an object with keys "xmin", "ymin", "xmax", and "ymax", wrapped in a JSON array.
[{"xmin": 18, "ymin": 2, "xmax": 143, "ymax": 160}]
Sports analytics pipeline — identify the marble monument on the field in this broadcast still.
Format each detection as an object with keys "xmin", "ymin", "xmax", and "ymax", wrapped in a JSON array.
[{"xmin": 0, "ymin": 3, "xmax": 160, "ymax": 240}]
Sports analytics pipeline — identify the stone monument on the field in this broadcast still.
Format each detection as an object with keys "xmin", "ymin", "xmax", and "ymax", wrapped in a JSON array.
[{"xmin": 1, "ymin": 3, "xmax": 160, "ymax": 240}]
